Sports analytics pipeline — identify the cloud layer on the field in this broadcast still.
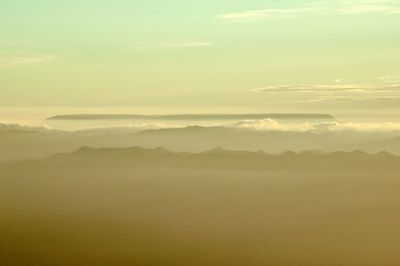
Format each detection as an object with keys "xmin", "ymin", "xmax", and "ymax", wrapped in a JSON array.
[{"xmin": 5, "ymin": 119, "xmax": 400, "ymax": 135}]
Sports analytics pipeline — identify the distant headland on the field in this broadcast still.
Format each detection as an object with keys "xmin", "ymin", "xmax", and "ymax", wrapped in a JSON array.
[{"xmin": 47, "ymin": 113, "xmax": 336, "ymax": 121}]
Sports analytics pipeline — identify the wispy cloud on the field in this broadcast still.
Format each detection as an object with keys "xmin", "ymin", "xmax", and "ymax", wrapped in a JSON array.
[
  {"xmin": 379, "ymin": 75, "xmax": 400, "ymax": 83},
  {"xmin": 120, "ymin": 41, "xmax": 213, "ymax": 49},
  {"xmin": 218, "ymin": 7, "xmax": 317, "ymax": 22},
  {"xmin": 218, "ymin": 1, "xmax": 400, "ymax": 22},
  {"xmin": 0, "ymin": 41, "xmax": 35, "ymax": 48},
  {"xmin": 294, "ymin": 96, "xmax": 400, "ymax": 103},
  {"xmin": 253, "ymin": 81, "xmax": 400, "ymax": 104},
  {"xmin": 0, "ymin": 55, "xmax": 56, "ymax": 68},
  {"xmin": 0, "ymin": 41, "xmax": 24, "ymax": 46},
  {"xmin": 253, "ymin": 84, "xmax": 400, "ymax": 93},
  {"xmin": 160, "ymin": 42, "xmax": 213, "ymax": 48},
  {"xmin": 338, "ymin": 0, "xmax": 400, "ymax": 14}
]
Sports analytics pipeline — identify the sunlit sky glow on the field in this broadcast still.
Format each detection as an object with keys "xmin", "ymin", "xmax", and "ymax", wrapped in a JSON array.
[{"xmin": 1, "ymin": 0, "xmax": 400, "ymax": 117}]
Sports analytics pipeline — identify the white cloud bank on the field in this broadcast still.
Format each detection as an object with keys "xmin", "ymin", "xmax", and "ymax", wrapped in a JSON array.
[
  {"xmin": 233, "ymin": 119, "xmax": 400, "ymax": 133},
  {"xmin": 4, "ymin": 119, "xmax": 400, "ymax": 134}
]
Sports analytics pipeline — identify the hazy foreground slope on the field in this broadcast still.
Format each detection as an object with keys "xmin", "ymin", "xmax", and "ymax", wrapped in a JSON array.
[{"xmin": 1, "ymin": 147, "xmax": 400, "ymax": 266}]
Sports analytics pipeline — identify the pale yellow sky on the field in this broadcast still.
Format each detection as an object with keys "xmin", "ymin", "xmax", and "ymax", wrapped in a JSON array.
[{"xmin": 1, "ymin": 0, "xmax": 400, "ymax": 117}]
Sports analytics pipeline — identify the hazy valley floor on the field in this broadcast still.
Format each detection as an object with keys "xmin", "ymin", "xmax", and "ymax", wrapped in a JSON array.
[{"xmin": 1, "ymin": 147, "xmax": 400, "ymax": 265}]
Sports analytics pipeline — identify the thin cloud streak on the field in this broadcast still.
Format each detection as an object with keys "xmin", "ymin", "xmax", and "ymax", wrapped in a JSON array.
[
  {"xmin": 338, "ymin": 0, "xmax": 400, "ymax": 14},
  {"xmin": 0, "ymin": 55, "xmax": 56, "ymax": 68},
  {"xmin": 120, "ymin": 41, "xmax": 213, "ymax": 49},
  {"xmin": 253, "ymin": 84, "xmax": 400, "ymax": 93},
  {"xmin": 290, "ymin": 96, "xmax": 400, "ymax": 104},
  {"xmin": 218, "ymin": 1, "xmax": 400, "ymax": 22},
  {"xmin": 379, "ymin": 75, "xmax": 400, "ymax": 83},
  {"xmin": 254, "ymin": 82, "xmax": 400, "ymax": 104},
  {"xmin": 218, "ymin": 7, "xmax": 317, "ymax": 22},
  {"xmin": 160, "ymin": 42, "xmax": 213, "ymax": 48}
]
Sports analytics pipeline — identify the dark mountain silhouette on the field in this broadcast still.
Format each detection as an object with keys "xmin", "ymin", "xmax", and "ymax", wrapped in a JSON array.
[{"xmin": 2, "ymin": 146, "xmax": 397, "ymax": 173}]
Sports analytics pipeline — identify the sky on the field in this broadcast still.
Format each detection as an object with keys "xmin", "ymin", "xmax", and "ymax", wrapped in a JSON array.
[{"xmin": 1, "ymin": 0, "xmax": 400, "ymax": 117}]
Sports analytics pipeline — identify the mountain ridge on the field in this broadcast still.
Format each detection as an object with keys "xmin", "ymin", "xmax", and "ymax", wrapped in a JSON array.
[{"xmin": 2, "ymin": 146, "xmax": 398, "ymax": 174}]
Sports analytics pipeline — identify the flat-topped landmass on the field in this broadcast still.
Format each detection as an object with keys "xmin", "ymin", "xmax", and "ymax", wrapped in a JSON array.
[{"xmin": 47, "ymin": 113, "xmax": 336, "ymax": 121}]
